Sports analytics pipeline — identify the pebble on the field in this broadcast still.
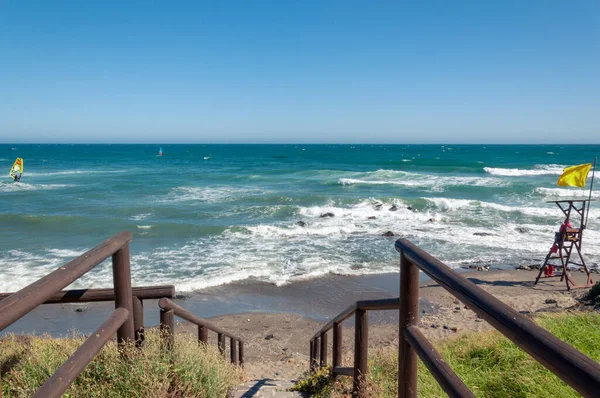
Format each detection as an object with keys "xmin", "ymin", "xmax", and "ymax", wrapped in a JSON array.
[
  {"xmin": 545, "ymin": 299, "xmax": 557, "ymax": 304},
  {"xmin": 74, "ymin": 307, "xmax": 89, "ymax": 313},
  {"xmin": 265, "ymin": 334, "xmax": 275, "ymax": 340}
]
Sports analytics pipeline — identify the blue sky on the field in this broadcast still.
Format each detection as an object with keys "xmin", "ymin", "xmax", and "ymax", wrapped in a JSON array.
[{"xmin": 0, "ymin": 1, "xmax": 598, "ymax": 143}]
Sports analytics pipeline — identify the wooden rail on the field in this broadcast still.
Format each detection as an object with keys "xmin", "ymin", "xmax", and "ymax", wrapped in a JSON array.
[
  {"xmin": 0, "ymin": 285, "xmax": 176, "ymax": 345},
  {"xmin": 309, "ymin": 239, "xmax": 600, "ymax": 397},
  {"xmin": 0, "ymin": 232, "xmax": 136, "ymax": 397},
  {"xmin": 158, "ymin": 298, "xmax": 244, "ymax": 367},
  {"xmin": 310, "ymin": 297, "xmax": 401, "ymax": 396},
  {"xmin": 0, "ymin": 285, "xmax": 175, "ymax": 303},
  {"xmin": 396, "ymin": 238, "xmax": 600, "ymax": 398},
  {"xmin": 32, "ymin": 308, "xmax": 130, "ymax": 398}
]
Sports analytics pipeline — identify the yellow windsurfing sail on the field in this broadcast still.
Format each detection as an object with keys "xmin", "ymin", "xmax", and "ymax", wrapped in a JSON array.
[
  {"xmin": 9, "ymin": 158, "xmax": 23, "ymax": 181},
  {"xmin": 557, "ymin": 163, "xmax": 592, "ymax": 188}
]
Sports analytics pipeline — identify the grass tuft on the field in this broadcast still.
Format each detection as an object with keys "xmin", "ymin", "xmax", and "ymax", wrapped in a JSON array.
[{"xmin": 0, "ymin": 329, "xmax": 244, "ymax": 398}]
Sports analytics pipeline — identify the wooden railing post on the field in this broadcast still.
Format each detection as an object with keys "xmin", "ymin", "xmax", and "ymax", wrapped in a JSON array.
[
  {"xmin": 198, "ymin": 325, "xmax": 208, "ymax": 344},
  {"xmin": 353, "ymin": 309, "xmax": 368, "ymax": 397},
  {"xmin": 333, "ymin": 322, "xmax": 342, "ymax": 369},
  {"xmin": 160, "ymin": 309, "xmax": 174, "ymax": 350},
  {"xmin": 399, "ymin": 252, "xmax": 420, "ymax": 398},
  {"xmin": 309, "ymin": 340, "xmax": 315, "ymax": 371},
  {"xmin": 132, "ymin": 296, "xmax": 144, "ymax": 346},
  {"xmin": 239, "ymin": 341, "xmax": 245, "ymax": 368},
  {"xmin": 231, "ymin": 338, "xmax": 238, "ymax": 365},
  {"xmin": 320, "ymin": 332, "xmax": 328, "ymax": 367},
  {"xmin": 112, "ymin": 242, "xmax": 135, "ymax": 344},
  {"xmin": 218, "ymin": 333, "xmax": 226, "ymax": 357},
  {"xmin": 311, "ymin": 337, "xmax": 320, "ymax": 371}
]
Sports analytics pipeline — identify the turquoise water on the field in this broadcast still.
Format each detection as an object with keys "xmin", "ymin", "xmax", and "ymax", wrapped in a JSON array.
[{"xmin": 1, "ymin": 144, "xmax": 599, "ymax": 291}]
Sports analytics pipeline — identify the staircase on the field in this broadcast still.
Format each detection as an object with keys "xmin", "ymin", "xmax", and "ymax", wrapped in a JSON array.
[{"xmin": 232, "ymin": 379, "xmax": 303, "ymax": 397}]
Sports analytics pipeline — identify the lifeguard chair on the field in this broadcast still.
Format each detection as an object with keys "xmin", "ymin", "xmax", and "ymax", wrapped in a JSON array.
[{"xmin": 534, "ymin": 199, "xmax": 594, "ymax": 290}]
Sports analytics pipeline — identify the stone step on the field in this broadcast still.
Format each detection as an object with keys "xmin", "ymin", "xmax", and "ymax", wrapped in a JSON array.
[{"xmin": 232, "ymin": 379, "xmax": 304, "ymax": 397}]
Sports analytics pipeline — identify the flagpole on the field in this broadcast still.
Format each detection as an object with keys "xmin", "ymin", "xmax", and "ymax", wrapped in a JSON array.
[{"xmin": 585, "ymin": 157, "xmax": 596, "ymax": 228}]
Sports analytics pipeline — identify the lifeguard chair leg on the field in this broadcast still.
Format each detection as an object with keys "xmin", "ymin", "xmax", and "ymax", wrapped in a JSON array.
[{"xmin": 535, "ymin": 251, "xmax": 554, "ymax": 285}]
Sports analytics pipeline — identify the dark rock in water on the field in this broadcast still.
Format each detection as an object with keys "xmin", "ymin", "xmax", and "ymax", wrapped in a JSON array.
[
  {"xmin": 350, "ymin": 264, "xmax": 364, "ymax": 270},
  {"xmin": 74, "ymin": 306, "xmax": 89, "ymax": 313},
  {"xmin": 468, "ymin": 265, "xmax": 490, "ymax": 271},
  {"xmin": 515, "ymin": 227, "xmax": 530, "ymax": 234},
  {"xmin": 407, "ymin": 206, "xmax": 413, "ymax": 210},
  {"xmin": 368, "ymin": 216, "xmax": 377, "ymax": 220},
  {"xmin": 517, "ymin": 264, "xmax": 535, "ymax": 271},
  {"xmin": 320, "ymin": 212, "xmax": 334, "ymax": 218},
  {"xmin": 382, "ymin": 231, "xmax": 395, "ymax": 237},
  {"xmin": 473, "ymin": 232, "xmax": 495, "ymax": 237},
  {"xmin": 375, "ymin": 204, "xmax": 383, "ymax": 211},
  {"xmin": 265, "ymin": 334, "xmax": 275, "ymax": 340},
  {"xmin": 296, "ymin": 221, "xmax": 306, "ymax": 227},
  {"xmin": 427, "ymin": 218, "xmax": 435, "ymax": 223},
  {"xmin": 389, "ymin": 205, "xmax": 398, "ymax": 211}
]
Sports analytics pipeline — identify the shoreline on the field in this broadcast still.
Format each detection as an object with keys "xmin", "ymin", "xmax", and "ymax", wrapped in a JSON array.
[{"xmin": 1, "ymin": 264, "xmax": 579, "ymax": 335}]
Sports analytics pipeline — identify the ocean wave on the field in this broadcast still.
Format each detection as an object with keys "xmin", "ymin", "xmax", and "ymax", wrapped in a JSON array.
[
  {"xmin": 137, "ymin": 225, "xmax": 152, "ymax": 229},
  {"xmin": 158, "ymin": 186, "xmax": 267, "ymax": 203},
  {"xmin": 424, "ymin": 197, "xmax": 559, "ymax": 217},
  {"xmin": 130, "ymin": 213, "xmax": 153, "ymax": 221},
  {"xmin": 26, "ymin": 170, "xmax": 127, "ymax": 177},
  {"xmin": 536, "ymin": 187, "xmax": 599, "ymax": 198},
  {"xmin": 4, "ymin": 196, "xmax": 600, "ymax": 291},
  {"xmin": 483, "ymin": 164, "xmax": 566, "ymax": 176},
  {"xmin": 339, "ymin": 170, "xmax": 508, "ymax": 191},
  {"xmin": 0, "ymin": 182, "xmax": 74, "ymax": 192}
]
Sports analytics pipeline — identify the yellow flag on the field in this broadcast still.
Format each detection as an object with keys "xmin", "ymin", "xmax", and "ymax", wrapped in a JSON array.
[{"xmin": 557, "ymin": 163, "xmax": 592, "ymax": 188}]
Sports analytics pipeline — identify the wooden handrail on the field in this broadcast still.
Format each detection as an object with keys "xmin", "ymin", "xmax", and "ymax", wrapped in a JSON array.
[
  {"xmin": 0, "ymin": 231, "xmax": 132, "ymax": 332},
  {"xmin": 32, "ymin": 308, "xmax": 129, "ymax": 398},
  {"xmin": 395, "ymin": 238, "xmax": 600, "ymax": 398},
  {"xmin": 310, "ymin": 297, "xmax": 399, "ymax": 341},
  {"xmin": 0, "ymin": 285, "xmax": 175, "ymax": 303},
  {"xmin": 404, "ymin": 326, "xmax": 474, "ymax": 398},
  {"xmin": 308, "ymin": 239, "xmax": 600, "ymax": 398},
  {"xmin": 0, "ymin": 232, "xmax": 138, "ymax": 397},
  {"xmin": 158, "ymin": 298, "xmax": 244, "ymax": 342},
  {"xmin": 158, "ymin": 298, "xmax": 244, "ymax": 367}
]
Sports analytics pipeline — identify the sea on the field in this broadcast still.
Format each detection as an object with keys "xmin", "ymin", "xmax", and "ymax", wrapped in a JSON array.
[{"xmin": 1, "ymin": 144, "xmax": 599, "ymax": 293}]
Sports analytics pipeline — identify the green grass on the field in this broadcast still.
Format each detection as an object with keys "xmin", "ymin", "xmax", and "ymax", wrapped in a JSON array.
[
  {"xmin": 0, "ymin": 329, "xmax": 245, "ymax": 398},
  {"xmin": 295, "ymin": 312, "xmax": 600, "ymax": 397}
]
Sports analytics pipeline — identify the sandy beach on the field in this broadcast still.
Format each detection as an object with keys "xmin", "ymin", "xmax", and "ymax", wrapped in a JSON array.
[{"xmin": 197, "ymin": 267, "xmax": 590, "ymax": 380}]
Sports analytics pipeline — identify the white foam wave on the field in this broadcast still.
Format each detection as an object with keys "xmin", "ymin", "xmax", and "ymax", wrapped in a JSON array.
[
  {"xmin": 339, "ymin": 170, "xmax": 508, "ymax": 191},
  {"xmin": 46, "ymin": 249, "xmax": 87, "ymax": 258},
  {"xmin": 0, "ymin": 182, "xmax": 74, "ymax": 192},
  {"xmin": 4, "ymin": 195, "xmax": 600, "ymax": 291},
  {"xmin": 137, "ymin": 225, "xmax": 152, "ymax": 229},
  {"xmin": 424, "ymin": 197, "xmax": 558, "ymax": 217},
  {"xmin": 159, "ymin": 186, "xmax": 266, "ymax": 203},
  {"xmin": 26, "ymin": 170, "xmax": 127, "ymax": 177},
  {"xmin": 536, "ymin": 187, "xmax": 599, "ymax": 198},
  {"xmin": 483, "ymin": 164, "xmax": 566, "ymax": 176},
  {"xmin": 130, "ymin": 213, "xmax": 152, "ymax": 221}
]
